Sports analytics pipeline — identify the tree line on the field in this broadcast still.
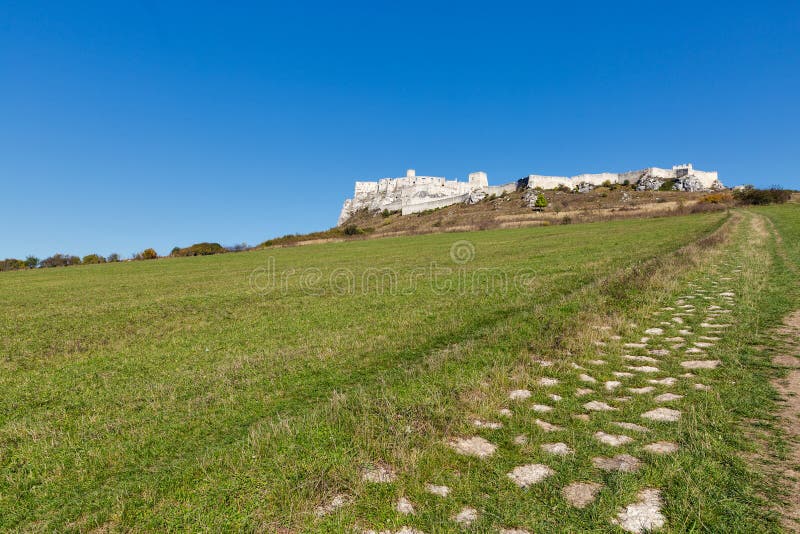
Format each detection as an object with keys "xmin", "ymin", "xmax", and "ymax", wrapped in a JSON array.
[{"xmin": 0, "ymin": 242, "xmax": 248, "ymax": 272}]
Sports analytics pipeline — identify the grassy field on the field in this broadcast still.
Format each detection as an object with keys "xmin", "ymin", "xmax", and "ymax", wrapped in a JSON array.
[{"xmin": 1, "ymin": 206, "xmax": 798, "ymax": 532}]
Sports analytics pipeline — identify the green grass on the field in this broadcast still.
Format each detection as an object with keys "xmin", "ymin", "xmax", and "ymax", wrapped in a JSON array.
[{"xmin": 1, "ymin": 207, "xmax": 798, "ymax": 532}]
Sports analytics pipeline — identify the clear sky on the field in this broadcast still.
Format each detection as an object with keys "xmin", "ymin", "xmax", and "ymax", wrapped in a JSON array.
[{"xmin": 2, "ymin": 1, "xmax": 799, "ymax": 259}]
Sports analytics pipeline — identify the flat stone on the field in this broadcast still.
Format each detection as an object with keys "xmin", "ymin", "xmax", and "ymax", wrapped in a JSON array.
[
  {"xmin": 612, "ymin": 488, "xmax": 665, "ymax": 533},
  {"xmin": 513, "ymin": 434, "xmax": 528, "ymax": 445},
  {"xmin": 472, "ymin": 419, "xmax": 503, "ymax": 429},
  {"xmin": 541, "ymin": 442, "xmax": 573, "ymax": 455},
  {"xmin": 454, "ymin": 507, "xmax": 478, "ymax": 525},
  {"xmin": 396, "ymin": 497, "xmax": 415, "ymax": 515},
  {"xmin": 694, "ymin": 383, "xmax": 712, "ymax": 391},
  {"xmin": 625, "ymin": 355, "xmax": 658, "ymax": 363},
  {"xmin": 584, "ymin": 400, "xmax": 616, "ymax": 411},
  {"xmin": 605, "ymin": 380, "xmax": 622, "ymax": 390},
  {"xmin": 641, "ymin": 408, "xmax": 681, "ymax": 422},
  {"xmin": 648, "ymin": 349, "xmax": 671, "ymax": 357},
  {"xmin": 499, "ymin": 408, "xmax": 513, "ymax": 418},
  {"xmin": 449, "ymin": 436, "xmax": 497, "ymax": 458},
  {"xmin": 594, "ymin": 431, "xmax": 633, "ymax": 446},
  {"xmin": 424, "ymin": 483, "xmax": 450, "ymax": 497},
  {"xmin": 653, "ymin": 393, "xmax": 683, "ymax": 402},
  {"xmin": 592, "ymin": 454, "xmax": 641, "ymax": 472},
  {"xmin": 362, "ymin": 464, "xmax": 397, "ymax": 483},
  {"xmin": 644, "ymin": 328, "xmax": 664, "ymax": 335},
  {"xmin": 548, "ymin": 393, "xmax": 563, "ymax": 401},
  {"xmin": 648, "ymin": 377, "xmax": 677, "ymax": 386},
  {"xmin": 507, "ymin": 463, "xmax": 555, "ymax": 487},
  {"xmin": 562, "ymin": 481, "xmax": 602, "ymax": 509},
  {"xmin": 612, "ymin": 421, "xmax": 650, "ymax": 433},
  {"xmin": 535, "ymin": 419, "xmax": 563, "ymax": 432},
  {"xmin": 532, "ymin": 404, "xmax": 553, "ymax": 412},
  {"xmin": 681, "ymin": 360, "xmax": 721, "ymax": 369},
  {"xmin": 624, "ymin": 343, "xmax": 647, "ymax": 349},
  {"xmin": 627, "ymin": 365, "xmax": 660, "ymax": 373},
  {"xmin": 643, "ymin": 441, "xmax": 679, "ymax": 454},
  {"xmin": 613, "ymin": 371, "xmax": 635, "ymax": 378},
  {"xmin": 575, "ymin": 387, "xmax": 594, "ymax": 397},
  {"xmin": 628, "ymin": 386, "xmax": 655, "ymax": 394},
  {"xmin": 509, "ymin": 389, "xmax": 532, "ymax": 400},
  {"xmin": 579, "ymin": 373, "xmax": 597, "ymax": 383},
  {"xmin": 538, "ymin": 377, "xmax": 559, "ymax": 386}
]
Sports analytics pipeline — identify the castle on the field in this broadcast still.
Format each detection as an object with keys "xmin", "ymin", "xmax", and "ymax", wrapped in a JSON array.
[{"xmin": 338, "ymin": 164, "xmax": 723, "ymax": 225}]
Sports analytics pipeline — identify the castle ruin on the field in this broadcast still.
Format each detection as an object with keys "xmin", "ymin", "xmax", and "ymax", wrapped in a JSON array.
[{"xmin": 338, "ymin": 164, "xmax": 723, "ymax": 225}]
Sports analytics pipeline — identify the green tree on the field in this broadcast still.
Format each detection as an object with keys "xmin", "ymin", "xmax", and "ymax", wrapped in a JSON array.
[
  {"xmin": 82, "ymin": 254, "xmax": 106, "ymax": 264},
  {"xmin": 24, "ymin": 256, "xmax": 39, "ymax": 269},
  {"xmin": 535, "ymin": 193, "xmax": 548, "ymax": 208}
]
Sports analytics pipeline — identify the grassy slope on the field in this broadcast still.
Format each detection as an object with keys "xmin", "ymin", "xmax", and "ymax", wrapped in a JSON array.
[{"xmin": 0, "ymin": 207, "xmax": 798, "ymax": 532}]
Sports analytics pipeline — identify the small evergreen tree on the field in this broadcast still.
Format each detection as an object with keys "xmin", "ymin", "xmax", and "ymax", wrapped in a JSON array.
[{"xmin": 535, "ymin": 193, "xmax": 548, "ymax": 208}]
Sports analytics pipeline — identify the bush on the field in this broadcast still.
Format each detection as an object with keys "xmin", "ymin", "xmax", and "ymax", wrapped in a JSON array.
[
  {"xmin": 0, "ymin": 258, "xmax": 27, "ymax": 271},
  {"xmin": 107, "ymin": 253, "xmax": 120, "ymax": 262},
  {"xmin": 658, "ymin": 179, "xmax": 677, "ymax": 191},
  {"xmin": 24, "ymin": 256, "xmax": 39, "ymax": 269},
  {"xmin": 171, "ymin": 242, "xmax": 226, "ymax": 257},
  {"xmin": 733, "ymin": 187, "xmax": 792, "ymax": 205},
  {"xmin": 534, "ymin": 193, "xmax": 548, "ymax": 208},
  {"xmin": 82, "ymin": 254, "xmax": 106, "ymax": 264},
  {"xmin": 134, "ymin": 248, "xmax": 159, "ymax": 261},
  {"xmin": 699, "ymin": 192, "xmax": 733, "ymax": 204},
  {"xmin": 561, "ymin": 216, "xmax": 573, "ymax": 225},
  {"xmin": 343, "ymin": 224, "xmax": 363, "ymax": 236}
]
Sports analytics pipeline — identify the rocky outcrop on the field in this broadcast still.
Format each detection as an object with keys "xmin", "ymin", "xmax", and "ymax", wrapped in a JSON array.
[{"xmin": 636, "ymin": 176, "xmax": 665, "ymax": 191}]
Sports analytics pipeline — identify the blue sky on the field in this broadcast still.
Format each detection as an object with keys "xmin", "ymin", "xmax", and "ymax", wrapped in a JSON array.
[{"xmin": 2, "ymin": 1, "xmax": 799, "ymax": 259}]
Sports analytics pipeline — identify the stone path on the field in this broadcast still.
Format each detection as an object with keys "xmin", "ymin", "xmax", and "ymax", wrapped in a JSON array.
[{"xmin": 338, "ymin": 263, "xmax": 742, "ymax": 532}]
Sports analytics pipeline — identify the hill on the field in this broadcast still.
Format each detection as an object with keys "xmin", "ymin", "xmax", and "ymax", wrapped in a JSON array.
[{"xmin": 1, "ymin": 206, "xmax": 799, "ymax": 531}]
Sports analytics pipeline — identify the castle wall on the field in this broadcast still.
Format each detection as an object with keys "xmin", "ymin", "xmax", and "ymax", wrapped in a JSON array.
[
  {"xmin": 401, "ymin": 193, "xmax": 470, "ymax": 215},
  {"xmin": 486, "ymin": 183, "xmax": 518, "ymax": 196}
]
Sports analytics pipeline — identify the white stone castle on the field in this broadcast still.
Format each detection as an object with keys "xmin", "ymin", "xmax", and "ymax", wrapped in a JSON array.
[{"xmin": 338, "ymin": 164, "xmax": 723, "ymax": 225}]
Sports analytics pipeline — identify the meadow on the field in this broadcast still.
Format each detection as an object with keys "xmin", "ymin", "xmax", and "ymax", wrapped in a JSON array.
[{"xmin": 1, "ymin": 206, "xmax": 798, "ymax": 532}]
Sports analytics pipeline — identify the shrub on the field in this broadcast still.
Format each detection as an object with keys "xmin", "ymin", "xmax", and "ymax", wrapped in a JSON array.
[
  {"xmin": 561, "ymin": 216, "xmax": 573, "ymax": 225},
  {"xmin": 556, "ymin": 184, "xmax": 572, "ymax": 193},
  {"xmin": 82, "ymin": 254, "xmax": 106, "ymax": 264},
  {"xmin": 107, "ymin": 253, "xmax": 120, "ymax": 262},
  {"xmin": 0, "ymin": 258, "xmax": 26, "ymax": 271},
  {"xmin": 658, "ymin": 179, "xmax": 677, "ymax": 191},
  {"xmin": 134, "ymin": 248, "xmax": 159, "ymax": 261},
  {"xmin": 24, "ymin": 256, "xmax": 39, "ymax": 269},
  {"xmin": 343, "ymin": 224, "xmax": 363, "ymax": 236},
  {"xmin": 733, "ymin": 187, "xmax": 792, "ymax": 205},
  {"xmin": 699, "ymin": 192, "xmax": 733, "ymax": 204},
  {"xmin": 534, "ymin": 193, "xmax": 548, "ymax": 208},
  {"xmin": 171, "ymin": 243, "xmax": 226, "ymax": 257}
]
